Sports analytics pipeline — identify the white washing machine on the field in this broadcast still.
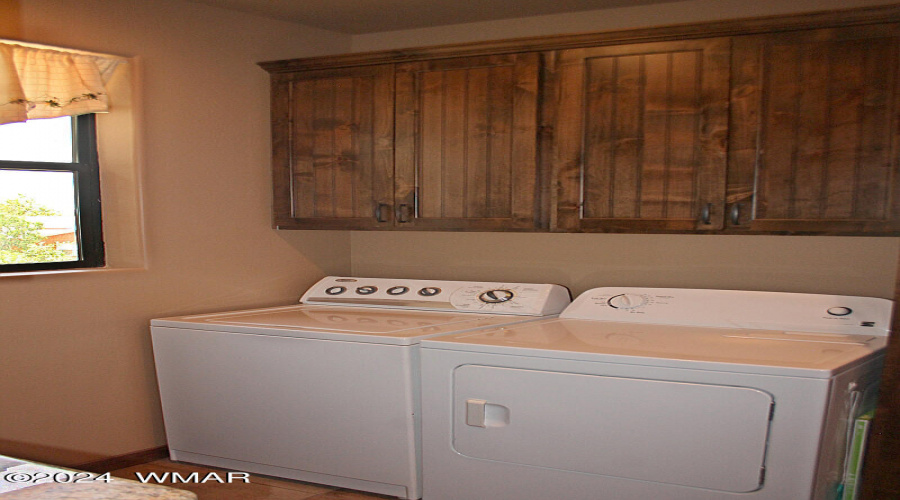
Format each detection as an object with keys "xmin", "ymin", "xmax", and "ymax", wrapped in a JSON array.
[
  {"xmin": 150, "ymin": 276, "xmax": 570, "ymax": 499},
  {"xmin": 420, "ymin": 287, "xmax": 892, "ymax": 500}
]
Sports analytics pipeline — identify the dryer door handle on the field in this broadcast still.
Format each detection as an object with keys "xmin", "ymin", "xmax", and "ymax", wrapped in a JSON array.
[
  {"xmin": 465, "ymin": 399, "xmax": 509, "ymax": 428},
  {"xmin": 466, "ymin": 399, "xmax": 487, "ymax": 427}
]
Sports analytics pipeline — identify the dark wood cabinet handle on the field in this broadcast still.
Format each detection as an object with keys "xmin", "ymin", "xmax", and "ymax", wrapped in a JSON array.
[
  {"xmin": 700, "ymin": 203, "xmax": 712, "ymax": 225},
  {"xmin": 397, "ymin": 204, "xmax": 411, "ymax": 223},
  {"xmin": 729, "ymin": 203, "xmax": 741, "ymax": 226},
  {"xmin": 375, "ymin": 203, "xmax": 389, "ymax": 222}
]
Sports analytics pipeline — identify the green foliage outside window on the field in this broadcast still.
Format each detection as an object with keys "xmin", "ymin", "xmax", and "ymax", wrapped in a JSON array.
[{"xmin": 0, "ymin": 195, "xmax": 74, "ymax": 264}]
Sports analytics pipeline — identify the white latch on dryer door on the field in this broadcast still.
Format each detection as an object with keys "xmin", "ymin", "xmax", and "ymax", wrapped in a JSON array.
[
  {"xmin": 466, "ymin": 399, "xmax": 487, "ymax": 427},
  {"xmin": 465, "ymin": 399, "xmax": 509, "ymax": 428}
]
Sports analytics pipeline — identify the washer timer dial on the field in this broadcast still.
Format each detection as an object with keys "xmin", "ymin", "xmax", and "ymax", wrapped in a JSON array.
[
  {"xmin": 450, "ymin": 284, "xmax": 533, "ymax": 312},
  {"xmin": 607, "ymin": 294, "xmax": 648, "ymax": 310},
  {"xmin": 479, "ymin": 289, "xmax": 515, "ymax": 304}
]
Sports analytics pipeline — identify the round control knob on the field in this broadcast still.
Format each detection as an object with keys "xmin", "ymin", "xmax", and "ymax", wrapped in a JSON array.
[
  {"xmin": 356, "ymin": 286, "xmax": 377, "ymax": 295},
  {"xmin": 607, "ymin": 294, "xmax": 648, "ymax": 309},
  {"xmin": 387, "ymin": 286, "xmax": 409, "ymax": 296},
  {"xmin": 827, "ymin": 307, "xmax": 853, "ymax": 316},
  {"xmin": 325, "ymin": 286, "xmax": 347, "ymax": 295},
  {"xmin": 418, "ymin": 287, "xmax": 441, "ymax": 297},
  {"xmin": 479, "ymin": 289, "xmax": 515, "ymax": 304}
]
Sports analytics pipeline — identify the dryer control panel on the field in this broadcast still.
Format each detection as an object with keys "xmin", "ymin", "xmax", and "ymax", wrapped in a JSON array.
[
  {"xmin": 301, "ymin": 277, "xmax": 571, "ymax": 316},
  {"xmin": 562, "ymin": 287, "xmax": 893, "ymax": 336}
]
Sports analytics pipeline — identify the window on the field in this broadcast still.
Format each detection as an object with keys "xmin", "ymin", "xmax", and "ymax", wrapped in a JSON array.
[{"xmin": 0, "ymin": 114, "xmax": 104, "ymax": 272}]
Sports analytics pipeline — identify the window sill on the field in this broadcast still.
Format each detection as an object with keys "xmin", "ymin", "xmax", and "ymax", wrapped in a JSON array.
[{"xmin": 0, "ymin": 266, "xmax": 146, "ymax": 278}]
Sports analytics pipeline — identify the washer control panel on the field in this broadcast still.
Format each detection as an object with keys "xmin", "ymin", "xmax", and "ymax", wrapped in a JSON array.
[
  {"xmin": 301, "ymin": 277, "xmax": 571, "ymax": 316},
  {"xmin": 561, "ymin": 287, "xmax": 893, "ymax": 336}
]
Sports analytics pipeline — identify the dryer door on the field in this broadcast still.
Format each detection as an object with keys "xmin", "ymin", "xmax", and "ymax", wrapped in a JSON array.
[{"xmin": 453, "ymin": 365, "xmax": 773, "ymax": 493}]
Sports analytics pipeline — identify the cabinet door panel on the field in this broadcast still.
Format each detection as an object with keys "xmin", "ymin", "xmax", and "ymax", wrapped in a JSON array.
[
  {"xmin": 729, "ymin": 26, "xmax": 900, "ymax": 233},
  {"xmin": 395, "ymin": 54, "xmax": 542, "ymax": 230},
  {"xmin": 272, "ymin": 65, "xmax": 394, "ymax": 229},
  {"xmin": 554, "ymin": 39, "xmax": 730, "ymax": 232}
]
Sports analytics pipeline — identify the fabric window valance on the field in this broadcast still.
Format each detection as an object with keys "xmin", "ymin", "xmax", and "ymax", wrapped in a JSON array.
[{"xmin": 0, "ymin": 41, "xmax": 123, "ymax": 125}]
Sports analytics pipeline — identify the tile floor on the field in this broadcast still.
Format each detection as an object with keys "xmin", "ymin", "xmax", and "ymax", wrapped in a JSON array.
[{"xmin": 111, "ymin": 459, "xmax": 395, "ymax": 500}]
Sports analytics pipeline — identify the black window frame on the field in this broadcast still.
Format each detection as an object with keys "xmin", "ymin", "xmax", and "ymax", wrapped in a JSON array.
[{"xmin": 0, "ymin": 114, "xmax": 105, "ymax": 272}]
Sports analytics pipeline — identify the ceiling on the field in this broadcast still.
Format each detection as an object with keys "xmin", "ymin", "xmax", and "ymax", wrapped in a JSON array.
[{"xmin": 187, "ymin": 0, "xmax": 682, "ymax": 34}]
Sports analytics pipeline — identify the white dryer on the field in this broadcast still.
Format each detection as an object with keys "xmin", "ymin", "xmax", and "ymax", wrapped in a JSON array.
[
  {"xmin": 419, "ymin": 287, "xmax": 891, "ymax": 500},
  {"xmin": 150, "ymin": 277, "xmax": 570, "ymax": 499}
]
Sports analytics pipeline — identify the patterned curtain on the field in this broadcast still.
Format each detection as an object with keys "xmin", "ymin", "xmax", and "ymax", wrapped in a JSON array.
[{"xmin": 0, "ymin": 42, "xmax": 123, "ymax": 125}]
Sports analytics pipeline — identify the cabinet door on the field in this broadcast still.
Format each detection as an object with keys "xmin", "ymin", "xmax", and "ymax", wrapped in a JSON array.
[
  {"xmin": 552, "ymin": 39, "xmax": 731, "ymax": 232},
  {"xmin": 395, "ymin": 54, "xmax": 542, "ymax": 230},
  {"xmin": 729, "ymin": 26, "xmax": 900, "ymax": 233},
  {"xmin": 271, "ymin": 65, "xmax": 394, "ymax": 229}
]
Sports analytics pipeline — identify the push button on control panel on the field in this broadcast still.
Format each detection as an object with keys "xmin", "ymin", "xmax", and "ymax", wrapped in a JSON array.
[
  {"xmin": 418, "ymin": 287, "xmax": 442, "ymax": 297},
  {"xmin": 827, "ymin": 307, "xmax": 853, "ymax": 316},
  {"xmin": 325, "ymin": 286, "xmax": 347, "ymax": 295},
  {"xmin": 387, "ymin": 286, "xmax": 409, "ymax": 295},
  {"xmin": 356, "ymin": 286, "xmax": 378, "ymax": 295}
]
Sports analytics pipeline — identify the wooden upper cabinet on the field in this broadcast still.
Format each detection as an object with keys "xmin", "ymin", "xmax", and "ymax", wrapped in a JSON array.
[
  {"xmin": 262, "ymin": 6, "xmax": 900, "ymax": 234},
  {"xmin": 395, "ymin": 53, "xmax": 543, "ymax": 230},
  {"xmin": 729, "ymin": 25, "xmax": 900, "ymax": 233},
  {"xmin": 271, "ymin": 65, "xmax": 394, "ymax": 229},
  {"xmin": 551, "ymin": 39, "xmax": 731, "ymax": 232}
]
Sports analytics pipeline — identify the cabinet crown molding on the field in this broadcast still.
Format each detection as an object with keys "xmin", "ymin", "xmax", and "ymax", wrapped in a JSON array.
[{"xmin": 259, "ymin": 4, "xmax": 900, "ymax": 73}]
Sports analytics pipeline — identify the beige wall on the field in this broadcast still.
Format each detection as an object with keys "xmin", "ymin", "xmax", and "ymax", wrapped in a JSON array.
[
  {"xmin": 0, "ymin": 0, "xmax": 351, "ymax": 465},
  {"xmin": 349, "ymin": 0, "xmax": 900, "ymax": 299},
  {"xmin": 350, "ymin": 0, "xmax": 900, "ymax": 51},
  {"xmin": 351, "ymin": 233, "xmax": 899, "ymax": 298}
]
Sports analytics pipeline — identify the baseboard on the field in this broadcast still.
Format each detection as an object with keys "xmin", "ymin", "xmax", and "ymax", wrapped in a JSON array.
[
  {"xmin": 76, "ymin": 445, "xmax": 169, "ymax": 473},
  {"xmin": 0, "ymin": 439, "xmax": 104, "ymax": 467}
]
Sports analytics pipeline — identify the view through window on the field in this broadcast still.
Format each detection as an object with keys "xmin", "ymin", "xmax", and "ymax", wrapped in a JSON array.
[{"xmin": 0, "ymin": 115, "xmax": 104, "ymax": 271}]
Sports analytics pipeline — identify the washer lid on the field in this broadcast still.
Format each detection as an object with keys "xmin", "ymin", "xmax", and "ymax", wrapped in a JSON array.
[
  {"xmin": 421, "ymin": 318, "xmax": 887, "ymax": 376},
  {"xmin": 151, "ymin": 304, "xmax": 547, "ymax": 345}
]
